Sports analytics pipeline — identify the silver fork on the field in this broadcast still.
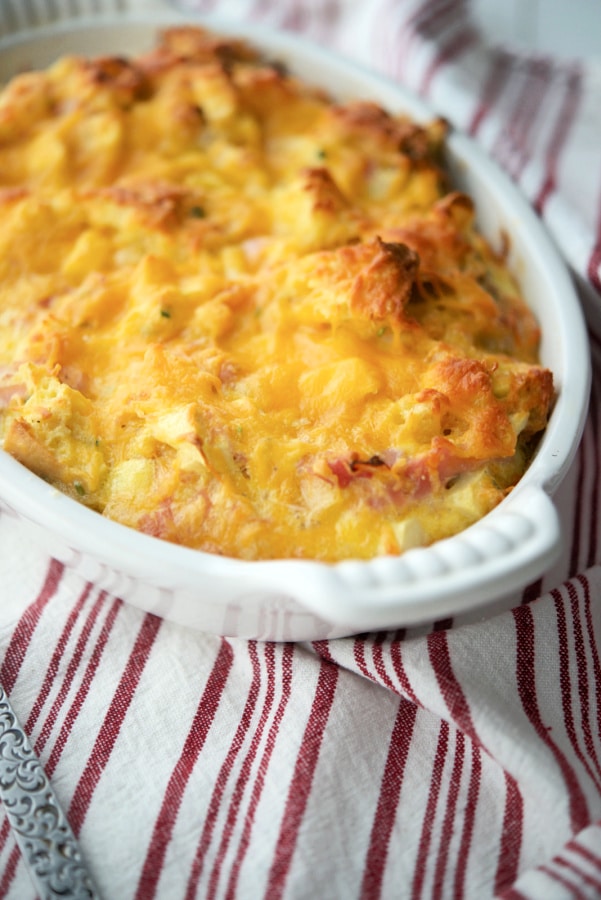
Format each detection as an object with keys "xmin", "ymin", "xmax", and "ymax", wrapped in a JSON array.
[
  {"xmin": 0, "ymin": 0, "xmax": 129, "ymax": 36},
  {"xmin": 0, "ymin": 683, "xmax": 100, "ymax": 899}
]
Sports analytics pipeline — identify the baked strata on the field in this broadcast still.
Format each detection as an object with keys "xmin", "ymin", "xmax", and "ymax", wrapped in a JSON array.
[{"xmin": 0, "ymin": 27, "xmax": 554, "ymax": 561}]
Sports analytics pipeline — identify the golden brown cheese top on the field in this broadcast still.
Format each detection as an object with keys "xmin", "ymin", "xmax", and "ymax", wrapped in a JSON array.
[{"xmin": 0, "ymin": 27, "xmax": 554, "ymax": 560}]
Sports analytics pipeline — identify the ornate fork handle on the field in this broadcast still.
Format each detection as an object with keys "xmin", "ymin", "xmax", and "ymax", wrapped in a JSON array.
[{"xmin": 0, "ymin": 685, "xmax": 99, "ymax": 899}]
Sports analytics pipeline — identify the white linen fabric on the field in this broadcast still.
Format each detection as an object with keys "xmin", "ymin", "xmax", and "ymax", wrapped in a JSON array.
[{"xmin": 1, "ymin": 1, "xmax": 601, "ymax": 898}]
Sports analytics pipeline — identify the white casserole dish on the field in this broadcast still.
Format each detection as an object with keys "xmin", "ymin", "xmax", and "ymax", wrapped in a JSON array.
[{"xmin": 0, "ymin": 13, "xmax": 591, "ymax": 640}]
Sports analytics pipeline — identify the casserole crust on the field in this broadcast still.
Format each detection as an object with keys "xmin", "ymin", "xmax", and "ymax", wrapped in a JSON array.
[{"xmin": 0, "ymin": 27, "xmax": 554, "ymax": 561}]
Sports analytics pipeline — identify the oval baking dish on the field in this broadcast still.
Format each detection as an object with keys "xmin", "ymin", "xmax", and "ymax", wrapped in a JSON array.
[{"xmin": 0, "ymin": 12, "xmax": 591, "ymax": 640}]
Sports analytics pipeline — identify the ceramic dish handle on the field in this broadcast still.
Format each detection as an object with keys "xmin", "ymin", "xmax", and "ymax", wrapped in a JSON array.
[{"xmin": 291, "ymin": 486, "xmax": 562, "ymax": 630}]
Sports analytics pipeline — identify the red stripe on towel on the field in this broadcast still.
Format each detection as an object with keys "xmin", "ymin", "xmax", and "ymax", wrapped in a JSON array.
[
  {"xmin": 534, "ymin": 65, "xmax": 582, "ymax": 213},
  {"xmin": 433, "ymin": 731, "xmax": 466, "ymax": 897},
  {"xmin": 281, "ymin": 1, "xmax": 310, "ymax": 32},
  {"xmin": 390, "ymin": 639, "xmax": 421, "ymax": 705},
  {"xmin": 588, "ymin": 208, "xmax": 601, "ymax": 295},
  {"xmin": 468, "ymin": 50, "xmax": 513, "ymax": 136},
  {"xmin": 494, "ymin": 771, "xmax": 524, "ymax": 893},
  {"xmin": 587, "ymin": 244, "xmax": 601, "ymax": 294},
  {"xmin": 553, "ymin": 586, "xmax": 601, "ymax": 792},
  {"xmin": 224, "ymin": 643, "xmax": 295, "ymax": 899},
  {"xmin": 265, "ymin": 656, "xmax": 339, "ymax": 898},
  {"xmin": 0, "ymin": 845, "xmax": 21, "ymax": 900},
  {"xmin": 0, "ymin": 557, "xmax": 64, "ymax": 693},
  {"xmin": 206, "ymin": 642, "xmax": 280, "ymax": 900},
  {"xmin": 413, "ymin": 0, "xmax": 467, "ymax": 47},
  {"xmin": 354, "ymin": 637, "xmax": 376, "ymax": 682},
  {"xmin": 585, "ymin": 386, "xmax": 600, "ymax": 568},
  {"xmin": 377, "ymin": 0, "xmax": 463, "ymax": 81},
  {"xmin": 513, "ymin": 602, "xmax": 590, "ymax": 833},
  {"xmin": 136, "ymin": 637, "xmax": 234, "ymax": 900},
  {"xmin": 43, "ymin": 596, "xmax": 121, "ymax": 778},
  {"xmin": 372, "ymin": 632, "xmax": 402, "ymax": 692},
  {"xmin": 361, "ymin": 698, "xmax": 419, "ymax": 897},
  {"xmin": 184, "ymin": 641, "xmax": 264, "ymax": 899},
  {"xmin": 497, "ymin": 58, "xmax": 554, "ymax": 180},
  {"xmin": 569, "ymin": 408, "xmax": 590, "ymax": 578},
  {"xmin": 565, "ymin": 581, "xmax": 601, "ymax": 784},
  {"xmin": 556, "ymin": 855, "xmax": 601, "ymax": 894},
  {"xmin": 428, "ymin": 630, "xmax": 524, "ymax": 891},
  {"xmin": 69, "ymin": 612, "xmax": 162, "ymax": 837},
  {"xmin": 453, "ymin": 743, "xmax": 482, "ymax": 898},
  {"xmin": 24, "ymin": 583, "xmax": 92, "ymax": 736},
  {"xmin": 539, "ymin": 864, "xmax": 589, "ymax": 900},
  {"xmin": 567, "ymin": 836, "xmax": 601, "ymax": 872},
  {"xmin": 0, "ymin": 822, "xmax": 10, "ymax": 871},
  {"xmin": 412, "ymin": 721, "xmax": 450, "ymax": 899},
  {"xmin": 419, "ymin": 26, "xmax": 478, "ymax": 96},
  {"xmin": 427, "ymin": 631, "xmax": 474, "ymax": 735},
  {"xmin": 577, "ymin": 575, "xmax": 601, "ymax": 762},
  {"xmin": 521, "ymin": 578, "xmax": 543, "ymax": 605}
]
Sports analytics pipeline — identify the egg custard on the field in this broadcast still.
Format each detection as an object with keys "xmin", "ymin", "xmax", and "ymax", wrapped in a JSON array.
[{"xmin": 0, "ymin": 27, "xmax": 554, "ymax": 561}]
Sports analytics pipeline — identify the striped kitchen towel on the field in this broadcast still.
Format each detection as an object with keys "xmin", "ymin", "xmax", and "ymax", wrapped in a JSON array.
[{"xmin": 1, "ymin": 0, "xmax": 601, "ymax": 898}]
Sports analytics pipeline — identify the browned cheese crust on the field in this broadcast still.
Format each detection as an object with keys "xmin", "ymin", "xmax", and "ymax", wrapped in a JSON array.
[{"xmin": 0, "ymin": 27, "xmax": 554, "ymax": 560}]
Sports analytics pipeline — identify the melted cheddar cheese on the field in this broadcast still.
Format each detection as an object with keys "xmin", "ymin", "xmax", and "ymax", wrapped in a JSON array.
[{"xmin": 0, "ymin": 27, "xmax": 554, "ymax": 561}]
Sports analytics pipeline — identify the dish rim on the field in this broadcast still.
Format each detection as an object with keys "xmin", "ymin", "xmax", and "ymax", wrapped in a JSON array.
[{"xmin": 0, "ymin": 12, "xmax": 592, "ymax": 636}]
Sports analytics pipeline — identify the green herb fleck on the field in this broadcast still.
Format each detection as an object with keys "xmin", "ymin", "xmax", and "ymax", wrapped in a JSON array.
[
  {"xmin": 316, "ymin": 148, "xmax": 327, "ymax": 160},
  {"xmin": 190, "ymin": 205, "xmax": 206, "ymax": 219},
  {"xmin": 160, "ymin": 309, "xmax": 171, "ymax": 319},
  {"xmin": 74, "ymin": 482, "xmax": 85, "ymax": 496}
]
